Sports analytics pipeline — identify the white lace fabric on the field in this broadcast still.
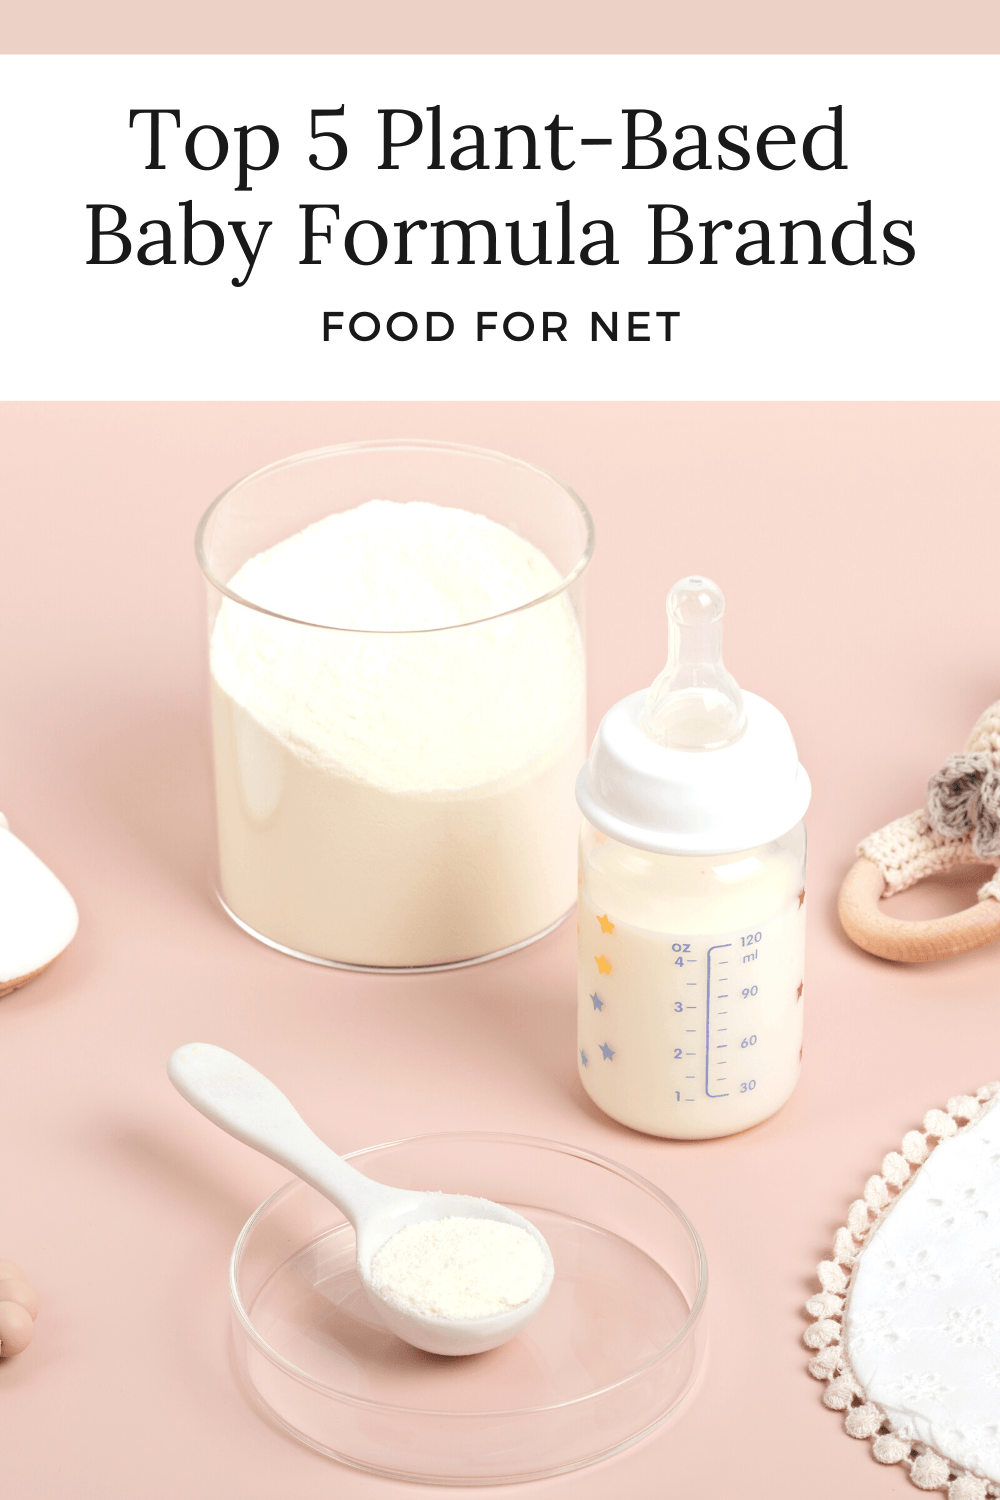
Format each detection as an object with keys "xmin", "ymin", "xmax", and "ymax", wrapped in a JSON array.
[{"xmin": 806, "ymin": 1085, "xmax": 1000, "ymax": 1500}]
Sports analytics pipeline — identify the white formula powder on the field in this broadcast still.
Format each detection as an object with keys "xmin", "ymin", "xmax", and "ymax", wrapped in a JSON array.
[
  {"xmin": 209, "ymin": 500, "xmax": 586, "ymax": 966},
  {"xmin": 370, "ymin": 1216, "xmax": 547, "ymax": 1320}
]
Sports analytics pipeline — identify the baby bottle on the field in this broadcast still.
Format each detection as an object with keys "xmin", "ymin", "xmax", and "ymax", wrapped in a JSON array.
[{"xmin": 575, "ymin": 576, "xmax": 810, "ymax": 1139}]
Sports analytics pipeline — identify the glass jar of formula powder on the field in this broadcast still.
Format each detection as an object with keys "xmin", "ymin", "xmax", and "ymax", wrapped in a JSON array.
[{"xmin": 196, "ymin": 440, "xmax": 592, "ymax": 971}]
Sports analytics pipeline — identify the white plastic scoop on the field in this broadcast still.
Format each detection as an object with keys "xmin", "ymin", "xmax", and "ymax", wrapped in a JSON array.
[{"xmin": 168, "ymin": 1043, "xmax": 554, "ymax": 1357}]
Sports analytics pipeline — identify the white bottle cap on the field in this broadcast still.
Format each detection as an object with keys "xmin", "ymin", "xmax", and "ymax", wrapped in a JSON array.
[{"xmin": 576, "ymin": 577, "xmax": 811, "ymax": 855}]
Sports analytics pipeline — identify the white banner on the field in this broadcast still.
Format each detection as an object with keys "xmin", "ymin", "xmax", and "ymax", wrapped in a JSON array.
[{"xmin": 1, "ymin": 55, "xmax": 996, "ymax": 398}]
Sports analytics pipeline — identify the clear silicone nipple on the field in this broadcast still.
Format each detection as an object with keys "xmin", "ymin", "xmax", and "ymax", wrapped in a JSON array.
[{"xmin": 640, "ymin": 576, "xmax": 747, "ymax": 751}]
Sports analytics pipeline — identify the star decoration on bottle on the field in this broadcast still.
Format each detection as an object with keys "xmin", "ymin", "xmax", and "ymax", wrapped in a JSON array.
[
  {"xmin": 797, "ymin": 980, "xmax": 803, "ymax": 999},
  {"xmin": 590, "ymin": 992, "xmax": 604, "ymax": 1011},
  {"xmin": 595, "ymin": 954, "xmax": 612, "ymax": 975},
  {"xmin": 600, "ymin": 1042, "xmax": 616, "ymax": 1061},
  {"xmin": 597, "ymin": 913, "xmax": 615, "ymax": 934},
  {"xmin": 580, "ymin": 1048, "xmax": 589, "ymax": 1067},
  {"xmin": 798, "ymin": 888, "xmax": 806, "ymax": 909}
]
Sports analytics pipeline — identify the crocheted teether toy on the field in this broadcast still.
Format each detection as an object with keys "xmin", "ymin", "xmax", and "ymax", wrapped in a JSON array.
[{"xmin": 839, "ymin": 701, "xmax": 1000, "ymax": 962}]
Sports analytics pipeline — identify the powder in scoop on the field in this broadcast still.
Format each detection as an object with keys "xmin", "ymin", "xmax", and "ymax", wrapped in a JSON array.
[{"xmin": 370, "ymin": 1216, "xmax": 547, "ymax": 1321}]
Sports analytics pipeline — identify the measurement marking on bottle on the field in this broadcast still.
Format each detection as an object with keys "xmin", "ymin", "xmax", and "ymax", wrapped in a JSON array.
[{"xmin": 705, "ymin": 943, "xmax": 732, "ymax": 1098}]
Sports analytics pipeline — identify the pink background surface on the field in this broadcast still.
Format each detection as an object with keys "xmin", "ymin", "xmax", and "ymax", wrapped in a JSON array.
[
  {"xmin": 1, "ymin": 401, "xmax": 998, "ymax": 1496},
  {"xmin": 7, "ymin": 0, "xmax": 1000, "ymax": 52}
]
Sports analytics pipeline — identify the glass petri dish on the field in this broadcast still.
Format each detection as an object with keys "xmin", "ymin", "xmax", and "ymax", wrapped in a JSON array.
[{"xmin": 230, "ymin": 1133, "xmax": 707, "ymax": 1485}]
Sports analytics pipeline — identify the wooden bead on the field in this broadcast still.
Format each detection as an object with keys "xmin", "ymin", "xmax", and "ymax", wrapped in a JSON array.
[
  {"xmin": 0, "ymin": 1300, "xmax": 33, "ymax": 1356},
  {"xmin": 0, "ymin": 1279, "xmax": 38, "ymax": 1320}
]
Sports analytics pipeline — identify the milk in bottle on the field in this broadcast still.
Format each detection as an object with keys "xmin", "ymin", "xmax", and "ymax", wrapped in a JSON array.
[{"xmin": 575, "ymin": 577, "xmax": 810, "ymax": 1139}]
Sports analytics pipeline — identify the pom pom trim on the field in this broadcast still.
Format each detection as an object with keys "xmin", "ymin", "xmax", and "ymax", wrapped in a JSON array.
[{"xmin": 805, "ymin": 1083, "xmax": 1000, "ymax": 1496}]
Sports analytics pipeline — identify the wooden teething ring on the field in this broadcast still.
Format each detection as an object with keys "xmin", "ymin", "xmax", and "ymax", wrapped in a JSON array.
[
  {"xmin": 839, "ymin": 855, "xmax": 1000, "ymax": 963},
  {"xmin": 838, "ymin": 698, "xmax": 1000, "ymax": 963}
]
